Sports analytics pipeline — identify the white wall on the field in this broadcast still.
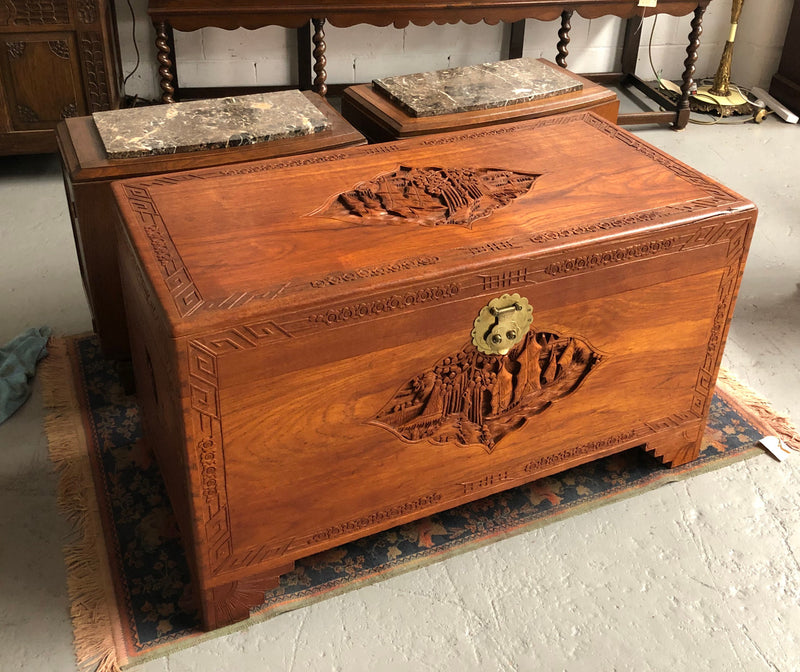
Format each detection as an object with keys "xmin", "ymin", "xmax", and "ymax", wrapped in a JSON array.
[{"xmin": 115, "ymin": 0, "xmax": 794, "ymax": 102}]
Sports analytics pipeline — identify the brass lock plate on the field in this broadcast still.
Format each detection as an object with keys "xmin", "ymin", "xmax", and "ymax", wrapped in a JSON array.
[{"xmin": 471, "ymin": 293, "xmax": 533, "ymax": 356}]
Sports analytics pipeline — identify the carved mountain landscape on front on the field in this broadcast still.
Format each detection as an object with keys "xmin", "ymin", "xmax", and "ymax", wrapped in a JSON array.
[
  {"xmin": 372, "ymin": 329, "xmax": 603, "ymax": 452},
  {"xmin": 313, "ymin": 165, "xmax": 540, "ymax": 228}
]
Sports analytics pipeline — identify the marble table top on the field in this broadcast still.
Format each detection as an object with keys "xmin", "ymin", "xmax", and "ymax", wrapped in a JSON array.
[
  {"xmin": 93, "ymin": 90, "xmax": 330, "ymax": 159},
  {"xmin": 373, "ymin": 58, "xmax": 583, "ymax": 118}
]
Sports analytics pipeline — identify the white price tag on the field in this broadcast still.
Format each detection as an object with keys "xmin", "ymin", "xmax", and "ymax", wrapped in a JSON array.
[
  {"xmin": 638, "ymin": 0, "xmax": 658, "ymax": 7},
  {"xmin": 759, "ymin": 436, "xmax": 793, "ymax": 462}
]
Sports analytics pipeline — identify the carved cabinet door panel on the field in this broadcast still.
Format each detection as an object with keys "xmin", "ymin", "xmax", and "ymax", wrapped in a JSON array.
[
  {"xmin": 0, "ymin": 0, "xmax": 72, "ymax": 28},
  {"xmin": 0, "ymin": 32, "xmax": 85, "ymax": 130}
]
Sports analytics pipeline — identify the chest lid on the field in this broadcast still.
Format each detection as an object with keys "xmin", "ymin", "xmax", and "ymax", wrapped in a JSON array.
[{"xmin": 113, "ymin": 112, "xmax": 754, "ymax": 339}]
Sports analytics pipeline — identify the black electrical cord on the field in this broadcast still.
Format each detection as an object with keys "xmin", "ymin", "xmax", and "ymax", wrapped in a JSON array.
[{"xmin": 121, "ymin": 0, "xmax": 141, "ymax": 102}]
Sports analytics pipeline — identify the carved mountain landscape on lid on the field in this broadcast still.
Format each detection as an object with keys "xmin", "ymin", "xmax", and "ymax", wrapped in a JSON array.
[{"xmin": 312, "ymin": 165, "xmax": 540, "ymax": 228}]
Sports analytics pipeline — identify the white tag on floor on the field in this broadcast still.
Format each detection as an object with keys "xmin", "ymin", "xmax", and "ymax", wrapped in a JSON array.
[{"xmin": 759, "ymin": 435, "xmax": 792, "ymax": 462}]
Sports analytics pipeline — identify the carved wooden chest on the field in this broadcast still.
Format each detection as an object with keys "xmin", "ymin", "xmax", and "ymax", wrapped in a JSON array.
[{"xmin": 113, "ymin": 112, "xmax": 756, "ymax": 631}]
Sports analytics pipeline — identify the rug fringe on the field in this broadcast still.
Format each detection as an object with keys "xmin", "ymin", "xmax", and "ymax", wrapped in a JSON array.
[
  {"xmin": 41, "ymin": 338, "xmax": 123, "ymax": 672},
  {"xmin": 717, "ymin": 368, "xmax": 800, "ymax": 451}
]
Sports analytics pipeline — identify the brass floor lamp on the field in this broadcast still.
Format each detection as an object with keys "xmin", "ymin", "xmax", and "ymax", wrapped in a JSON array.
[{"xmin": 690, "ymin": 0, "xmax": 753, "ymax": 116}]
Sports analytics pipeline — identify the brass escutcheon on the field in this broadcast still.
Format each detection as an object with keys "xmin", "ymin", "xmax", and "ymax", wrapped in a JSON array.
[{"xmin": 471, "ymin": 293, "xmax": 533, "ymax": 356}]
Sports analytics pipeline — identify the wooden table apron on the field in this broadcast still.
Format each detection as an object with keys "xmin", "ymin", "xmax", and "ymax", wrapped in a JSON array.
[{"xmin": 147, "ymin": 0, "xmax": 711, "ymax": 129}]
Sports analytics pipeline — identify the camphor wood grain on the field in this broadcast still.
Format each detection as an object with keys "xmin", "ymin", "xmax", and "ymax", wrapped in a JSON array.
[{"xmin": 114, "ymin": 112, "xmax": 756, "ymax": 630}]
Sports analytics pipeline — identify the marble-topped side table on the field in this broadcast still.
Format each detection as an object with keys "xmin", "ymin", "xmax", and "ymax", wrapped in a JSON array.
[
  {"xmin": 342, "ymin": 60, "xmax": 618, "ymax": 142},
  {"xmin": 57, "ymin": 91, "xmax": 365, "ymax": 360},
  {"xmin": 372, "ymin": 58, "xmax": 583, "ymax": 118},
  {"xmin": 92, "ymin": 89, "xmax": 330, "ymax": 158}
]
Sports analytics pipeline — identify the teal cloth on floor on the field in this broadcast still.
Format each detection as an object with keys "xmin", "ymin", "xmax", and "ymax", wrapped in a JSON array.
[{"xmin": 0, "ymin": 326, "xmax": 52, "ymax": 424}]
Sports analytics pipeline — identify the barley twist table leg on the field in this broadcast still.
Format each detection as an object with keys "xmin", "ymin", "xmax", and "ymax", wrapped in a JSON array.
[
  {"xmin": 676, "ymin": 5, "xmax": 706, "ymax": 129},
  {"xmin": 556, "ymin": 10, "xmax": 573, "ymax": 68},
  {"xmin": 155, "ymin": 21, "xmax": 176, "ymax": 103},
  {"xmin": 312, "ymin": 17, "xmax": 327, "ymax": 97}
]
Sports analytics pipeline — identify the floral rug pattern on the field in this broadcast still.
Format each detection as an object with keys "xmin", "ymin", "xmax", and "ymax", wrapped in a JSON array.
[{"xmin": 71, "ymin": 335, "xmax": 763, "ymax": 661}]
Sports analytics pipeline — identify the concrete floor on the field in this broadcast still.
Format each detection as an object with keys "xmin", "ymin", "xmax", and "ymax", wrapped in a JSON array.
[{"xmin": 1, "ymin": 115, "xmax": 799, "ymax": 672}]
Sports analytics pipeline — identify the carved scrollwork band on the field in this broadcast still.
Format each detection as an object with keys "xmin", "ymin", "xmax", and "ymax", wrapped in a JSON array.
[
  {"xmin": 685, "ymin": 217, "xmax": 752, "ymax": 418},
  {"xmin": 143, "ymin": 216, "xmax": 746, "ymax": 353},
  {"xmin": 309, "ymin": 254, "xmax": 439, "ymax": 288},
  {"xmin": 543, "ymin": 238, "xmax": 676, "ymax": 276},
  {"xmin": 214, "ymin": 151, "xmax": 349, "ymax": 179},
  {"xmin": 530, "ymin": 197, "xmax": 721, "ymax": 244},
  {"xmin": 309, "ymin": 283, "xmax": 460, "ymax": 326},
  {"xmin": 309, "ymin": 493, "xmax": 442, "ymax": 544},
  {"xmin": 79, "ymin": 32, "xmax": 111, "ymax": 111}
]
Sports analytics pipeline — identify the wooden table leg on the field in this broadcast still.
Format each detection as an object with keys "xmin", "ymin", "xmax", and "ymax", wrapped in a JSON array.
[
  {"xmin": 312, "ymin": 17, "xmax": 327, "ymax": 97},
  {"xmin": 676, "ymin": 5, "xmax": 706, "ymax": 129},
  {"xmin": 297, "ymin": 23, "xmax": 312, "ymax": 91},
  {"xmin": 556, "ymin": 10, "xmax": 573, "ymax": 68},
  {"xmin": 621, "ymin": 16, "xmax": 643, "ymax": 77},
  {"xmin": 155, "ymin": 21, "xmax": 177, "ymax": 103},
  {"xmin": 507, "ymin": 19, "xmax": 526, "ymax": 60}
]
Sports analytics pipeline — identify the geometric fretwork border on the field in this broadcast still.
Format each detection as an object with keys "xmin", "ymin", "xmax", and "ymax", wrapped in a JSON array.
[{"xmin": 122, "ymin": 185, "xmax": 202, "ymax": 317}]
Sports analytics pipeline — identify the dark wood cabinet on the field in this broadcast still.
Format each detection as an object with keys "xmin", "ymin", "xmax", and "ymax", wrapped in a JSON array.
[
  {"xmin": 0, "ymin": 0, "xmax": 121, "ymax": 155},
  {"xmin": 770, "ymin": 0, "xmax": 800, "ymax": 115}
]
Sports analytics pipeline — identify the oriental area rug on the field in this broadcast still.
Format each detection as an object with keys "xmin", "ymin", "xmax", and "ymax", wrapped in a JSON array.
[{"xmin": 42, "ymin": 335, "xmax": 799, "ymax": 672}]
